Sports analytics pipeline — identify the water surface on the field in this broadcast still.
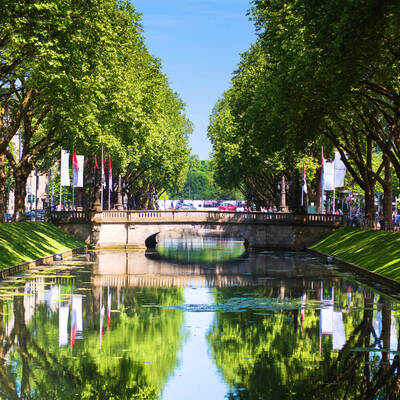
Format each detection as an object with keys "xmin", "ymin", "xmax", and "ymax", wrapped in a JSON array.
[{"xmin": 0, "ymin": 234, "xmax": 399, "ymax": 399}]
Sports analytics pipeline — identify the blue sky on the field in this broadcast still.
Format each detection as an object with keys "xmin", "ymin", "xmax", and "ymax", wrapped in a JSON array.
[{"xmin": 132, "ymin": 0, "xmax": 255, "ymax": 160}]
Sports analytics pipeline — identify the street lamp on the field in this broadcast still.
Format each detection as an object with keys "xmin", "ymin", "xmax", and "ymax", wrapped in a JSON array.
[{"xmin": 278, "ymin": 175, "xmax": 289, "ymax": 213}]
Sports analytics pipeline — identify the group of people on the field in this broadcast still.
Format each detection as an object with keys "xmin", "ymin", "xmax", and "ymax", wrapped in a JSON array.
[{"xmin": 259, "ymin": 206, "xmax": 278, "ymax": 213}]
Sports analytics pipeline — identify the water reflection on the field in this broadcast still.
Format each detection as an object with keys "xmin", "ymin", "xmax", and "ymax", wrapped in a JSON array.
[
  {"xmin": 156, "ymin": 232, "xmax": 245, "ymax": 265},
  {"xmin": 0, "ymin": 264, "xmax": 184, "ymax": 399},
  {"xmin": 0, "ymin": 235, "xmax": 399, "ymax": 399},
  {"xmin": 162, "ymin": 288, "xmax": 229, "ymax": 399},
  {"xmin": 208, "ymin": 285, "xmax": 400, "ymax": 400}
]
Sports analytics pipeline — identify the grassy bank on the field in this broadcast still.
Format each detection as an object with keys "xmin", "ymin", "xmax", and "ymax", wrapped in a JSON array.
[
  {"xmin": 310, "ymin": 227, "xmax": 400, "ymax": 280},
  {"xmin": 0, "ymin": 222, "xmax": 86, "ymax": 269}
]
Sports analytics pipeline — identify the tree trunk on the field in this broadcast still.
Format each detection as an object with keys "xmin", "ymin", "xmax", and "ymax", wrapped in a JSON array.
[
  {"xmin": 364, "ymin": 189, "xmax": 376, "ymax": 228},
  {"xmin": 14, "ymin": 171, "xmax": 29, "ymax": 221},
  {"xmin": 383, "ymin": 154, "xmax": 393, "ymax": 231},
  {"xmin": 0, "ymin": 154, "xmax": 6, "ymax": 223}
]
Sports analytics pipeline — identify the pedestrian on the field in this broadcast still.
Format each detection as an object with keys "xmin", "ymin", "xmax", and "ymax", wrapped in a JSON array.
[
  {"xmin": 379, "ymin": 214, "xmax": 384, "ymax": 230},
  {"xmin": 395, "ymin": 214, "xmax": 400, "ymax": 231}
]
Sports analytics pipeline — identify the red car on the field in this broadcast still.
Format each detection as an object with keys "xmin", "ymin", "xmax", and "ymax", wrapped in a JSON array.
[{"xmin": 218, "ymin": 203, "xmax": 237, "ymax": 211}]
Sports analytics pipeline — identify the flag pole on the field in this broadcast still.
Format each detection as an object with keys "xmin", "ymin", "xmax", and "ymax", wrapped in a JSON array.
[
  {"xmin": 108, "ymin": 182, "xmax": 110, "ymax": 211},
  {"xmin": 108, "ymin": 156, "xmax": 112, "ymax": 210},
  {"xmin": 101, "ymin": 147, "xmax": 104, "ymax": 211}
]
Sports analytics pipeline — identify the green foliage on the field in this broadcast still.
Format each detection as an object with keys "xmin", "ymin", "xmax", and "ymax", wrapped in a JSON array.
[
  {"xmin": 0, "ymin": 0, "xmax": 191, "ymax": 213},
  {"xmin": 169, "ymin": 155, "xmax": 242, "ymax": 200},
  {"xmin": 208, "ymin": 0, "xmax": 400, "ymax": 211}
]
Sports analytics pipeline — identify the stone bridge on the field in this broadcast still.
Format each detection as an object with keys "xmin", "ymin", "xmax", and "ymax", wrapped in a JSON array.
[{"xmin": 50, "ymin": 210, "xmax": 343, "ymax": 251}]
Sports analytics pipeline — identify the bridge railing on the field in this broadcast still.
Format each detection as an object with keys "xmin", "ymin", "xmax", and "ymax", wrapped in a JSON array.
[
  {"xmin": 49, "ymin": 210, "xmax": 89, "ymax": 224},
  {"xmin": 50, "ymin": 210, "xmax": 343, "ymax": 226}
]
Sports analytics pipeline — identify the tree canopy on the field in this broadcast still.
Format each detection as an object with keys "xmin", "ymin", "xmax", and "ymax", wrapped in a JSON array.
[
  {"xmin": 208, "ymin": 0, "xmax": 400, "ymax": 224},
  {"xmin": 0, "ymin": 0, "xmax": 191, "ymax": 218}
]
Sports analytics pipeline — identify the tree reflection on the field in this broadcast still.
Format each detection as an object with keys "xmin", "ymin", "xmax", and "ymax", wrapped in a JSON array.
[
  {"xmin": 208, "ymin": 284, "xmax": 400, "ymax": 400},
  {"xmin": 0, "ymin": 283, "xmax": 185, "ymax": 399},
  {"xmin": 309, "ymin": 295, "xmax": 400, "ymax": 400}
]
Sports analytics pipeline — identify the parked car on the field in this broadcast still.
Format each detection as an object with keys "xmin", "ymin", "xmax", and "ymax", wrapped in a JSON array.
[
  {"xmin": 218, "ymin": 203, "xmax": 237, "ymax": 211},
  {"xmin": 204, "ymin": 200, "xmax": 219, "ymax": 208},
  {"xmin": 176, "ymin": 203, "xmax": 196, "ymax": 211}
]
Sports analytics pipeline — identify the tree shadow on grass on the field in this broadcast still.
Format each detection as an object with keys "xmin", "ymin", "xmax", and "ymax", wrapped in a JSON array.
[
  {"xmin": 312, "ymin": 227, "xmax": 400, "ymax": 280},
  {"xmin": 0, "ymin": 222, "xmax": 84, "ymax": 269}
]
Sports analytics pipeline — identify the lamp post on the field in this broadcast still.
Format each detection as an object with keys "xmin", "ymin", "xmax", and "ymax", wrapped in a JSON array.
[
  {"xmin": 278, "ymin": 175, "xmax": 289, "ymax": 213},
  {"xmin": 115, "ymin": 174, "xmax": 124, "ymax": 210}
]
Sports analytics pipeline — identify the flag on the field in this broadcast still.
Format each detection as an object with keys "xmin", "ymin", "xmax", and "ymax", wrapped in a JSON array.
[
  {"xmin": 324, "ymin": 161, "xmax": 335, "ymax": 190},
  {"xmin": 101, "ymin": 148, "xmax": 105, "ymax": 188},
  {"xmin": 301, "ymin": 159, "xmax": 307, "ymax": 206},
  {"xmin": 302, "ymin": 159, "xmax": 307, "ymax": 194},
  {"xmin": 94, "ymin": 155, "xmax": 98, "ymax": 173},
  {"xmin": 334, "ymin": 151, "xmax": 347, "ymax": 187},
  {"xmin": 76, "ymin": 156, "xmax": 84, "ymax": 187},
  {"xmin": 108, "ymin": 156, "xmax": 112, "ymax": 191},
  {"xmin": 72, "ymin": 151, "xmax": 79, "ymax": 187},
  {"xmin": 60, "ymin": 149, "xmax": 70, "ymax": 187}
]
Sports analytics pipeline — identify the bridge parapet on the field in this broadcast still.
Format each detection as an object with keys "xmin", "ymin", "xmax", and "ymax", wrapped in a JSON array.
[
  {"xmin": 49, "ymin": 210, "xmax": 89, "ymax": 224},
  {"xmin": 50, "ymin": 210, "xmax": 342, "ymax": 226}
]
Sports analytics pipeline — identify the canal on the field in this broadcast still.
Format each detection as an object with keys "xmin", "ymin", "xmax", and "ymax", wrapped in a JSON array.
[{"xmin": 0, "ymin": 232, "xmax": 399, "ymax": 399}]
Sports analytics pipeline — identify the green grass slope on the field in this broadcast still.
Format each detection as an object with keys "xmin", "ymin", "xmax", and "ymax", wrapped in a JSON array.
[
  {"xmin": 310, "ymin": 227, "xmax": 400, "ymax": 280},
  {"xmin": 0, "ymin": 222, "xmax": 86, "ymax": 269}
]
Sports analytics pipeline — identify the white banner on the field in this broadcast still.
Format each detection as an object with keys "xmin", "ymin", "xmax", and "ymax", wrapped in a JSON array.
[
  {"xmin": 60, "ymin": 150, "xmax": 70, "ymax": 187},
  {"xmin": 324, "ymin": 161, "xmax": 335, "ymax": 191},
  {"xmin": 334, "ymin": 151, "xmax": 346, "ymax": 187},
  {"xmin": 73, "ymin": 155, "xmax": 85, "ymax": 188}
]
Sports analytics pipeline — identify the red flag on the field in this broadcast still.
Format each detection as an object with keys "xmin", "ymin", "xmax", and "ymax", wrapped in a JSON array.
[
  {"xmin": 72, "ymin": 151, "xmax": 79, "ymax": 187},
  {"xmin": 108, "ymin": 156, "xmax": 112, "ymax": 190},
  {"xmin": 73, "ymin": 151, "xmax": 78, "ymax": 170},
  {"xmin": 94, "ymin": 155, "xmax": 98, "ymax": 173},
  {"xmin": 101, "ymin": 148, "xmax": 105, "ymax": 187}
]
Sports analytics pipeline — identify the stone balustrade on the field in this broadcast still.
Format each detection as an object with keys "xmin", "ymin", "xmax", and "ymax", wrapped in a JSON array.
[{"xmin": 50, "ymin": 210, "xmax": 343, "ymax": 227}]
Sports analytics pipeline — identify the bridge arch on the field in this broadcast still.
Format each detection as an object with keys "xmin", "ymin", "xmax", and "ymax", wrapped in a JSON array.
[{"xmin": 143, "ymin": 225, "xmax": 249, "ymax": 250}]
